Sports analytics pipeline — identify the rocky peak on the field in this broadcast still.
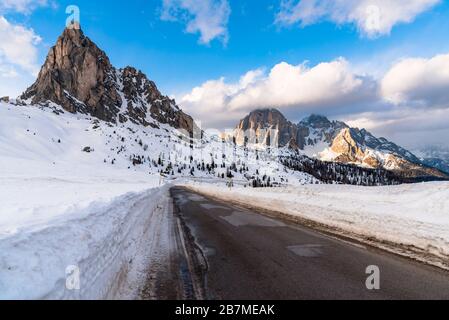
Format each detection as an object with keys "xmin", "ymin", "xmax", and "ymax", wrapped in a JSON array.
[
  {"xmin": 20, "ymin": 27, "xmax": 198, "ymax": 134},
  {"xmin": 350, "ymin": 127, "xmax": 421, "ymax": 164},
  {"xmin": 21, "ymin": 27, "xmax": 121, "ymax": 120},
  {"xmin": 300, "ymin": 114, "xmax": 332, "ymax": 128},
  {"xmin": 235, "ymin": 109, "xmax": 305, "ymax": 148},
  {"xmin": 327, "ymin": 127, "xmax": 447, "ymax": 178},
  {"xmin": 117, "ymin": 66, "xmax": 196, "ymax": 133},
  {"xmin": 330, "ymin": 128, "xmax": 369, "ymax": 164},
  {"xmin": 299, "ymin": 114, "xmax": 347, "ymax": 148},
  {"xmin": 237, "ymin": 109, "xmax": 287, "ymax": 129},
  {"xmin": 299, "ymin": 114, "xmax": 347, "ymax": 132},
  {"xmin": 234, "ymin": 108, "xmax": 448, "ymax": 179},
  {"xmin": 121, "ymin": 66, "xmax": 162, "ymax": 101}
]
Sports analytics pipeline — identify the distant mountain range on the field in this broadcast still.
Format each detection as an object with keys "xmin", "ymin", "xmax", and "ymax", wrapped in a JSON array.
[
  {"xmin": 415, "ymin": 146, "xmax": 449, "ymax": 175},
  {"xmin": 234, "ymin": 109, "xmax": 448, "ymax": 179},
  {"xmin": 6, "ymin": 26, "xmax": 447, "ymax": 183}
]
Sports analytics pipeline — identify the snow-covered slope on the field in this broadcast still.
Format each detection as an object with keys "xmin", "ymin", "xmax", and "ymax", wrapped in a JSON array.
[
  {"xmin": 1, "ymin": 25, "xmax": 447, "ymax": 299},
  {"xmin": 0, "ymin": 26, "xmax": 317, "ymax": 299},
  {"xmin": 0, "ymin": 100, "xmax": 317, "ymax": 236},
  {"xmin": 0, "ymin": 101, "xmax": 316, "ymax": 231},
  {"xmin": 0, "ymin": 99, "xmax": 316, "ymax": 299}
]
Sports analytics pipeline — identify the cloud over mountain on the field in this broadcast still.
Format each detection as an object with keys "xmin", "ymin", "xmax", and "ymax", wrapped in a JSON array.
[
  {"xmin": 179, "ymin": 50, "xmax": 449, "ymax": 150},
  {"xmin": 181, "ymin": 58, "xmax": 377, "ymax": 128}
]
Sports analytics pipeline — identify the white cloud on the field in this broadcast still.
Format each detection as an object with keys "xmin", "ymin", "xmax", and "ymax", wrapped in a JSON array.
[
  {"xmin": 342, "ymin": 52, "xmax": 449, "ymax": 149},
  {"xmin": 381, "ymin": 54, "xmax": 449, "ymax": 107},
  {"xmin": 0, "ymin": 16, "xmax": 41, "ymax": 74},
  {"xmin": 161, "ymin": 0, "xmax": 231, "ymax": 44},
  {"xmin": 180, "ymin": 58, "xmax": 377, "ymax": 128},
  {"xmin": 0, "ymin": 16, "xmax": 42, "ymax": 97},
  {"xmin": 275, "ymin": 0, "xmax": 440, "ymax": 38},
  {"xmin": 0, "ymin": 1, "xmax": 48, "ymax": 97},
  {"xmin": 343, "ymin": 107, "xmax": 449, "ymax": 150},
  {"xmin": 0, "ymin": 64, "xmax": 18, "ymax": 78},
  {"xmin": 0, "ymin": 0, "xmax": 48, "ymax": 14},
  {"xmin": 179, "ymin": 50, "xmax": 449, "ymax": 150}
]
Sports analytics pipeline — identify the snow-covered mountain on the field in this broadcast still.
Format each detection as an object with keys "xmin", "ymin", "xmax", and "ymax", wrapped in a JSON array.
[
  {"xmin": 234, "ymin": 109, "xmax": 448, "ymax": 179},
  {"xmin": 2, "ymin": 26, "xmax": 320, "ymax": 189},
  {"xmin": 20, "ymin": 27, "xmax": 197, "ymax": 134},
  {"xmin": 1, "ymin": 26, "xmax": 442, "ymax": 186},
  {"xmin": 415, "ymin": 146, "xmax": 449, "ymax": 174},
  {"xmin": 3, "ymin": 25, "xmax": 449, "ymax": 301}
]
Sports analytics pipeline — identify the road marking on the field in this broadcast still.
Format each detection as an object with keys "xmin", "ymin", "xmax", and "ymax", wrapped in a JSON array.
[
  {"xmin": 287, "ymin": 245, "xmax": 324, "ymax": 258},
  {"xmin": 200, "ymin": 203, "xmax": 230, "ymax": 210},
  {"xmin": 188, "ymin": 194, "xmax": 206, "ymax": 201},
  {"xmin": 221, "ymin": 211, "xmax": 286, "ymax": 228}
]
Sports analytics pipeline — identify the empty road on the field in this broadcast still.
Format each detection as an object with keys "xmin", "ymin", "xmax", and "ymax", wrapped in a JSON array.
[{"xmin": 165, "ymin": 187, "xmax": 449, "ymax": 300}]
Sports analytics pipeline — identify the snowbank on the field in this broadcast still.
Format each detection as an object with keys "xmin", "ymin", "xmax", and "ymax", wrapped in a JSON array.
[
  {"xmin": 0, "ymin": 181, "xmax": 170, "ymax": 299},
  {"xmin": 186, "ymin": 181, "xmax": 449, "ymax": 268}
]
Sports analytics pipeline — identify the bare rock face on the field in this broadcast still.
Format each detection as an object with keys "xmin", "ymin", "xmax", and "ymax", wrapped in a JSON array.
[
  {"xmin": 234, "ymin": 109, "xmax": 305, "ymax": 148},
  {"xmin": 21, "ymin": 28, "xmax": 122, "ymax": 121},
  {"xmin": 331, "ymin": 128, "xmax": 366, "ymax": 162},
  {"xmin": 119, "ymin": 66, "xmax": 198, "ymax": 134},
  {"xmin": 331, "ymin": 128, "xmax": 380, "ymax": 167},
  {"xmin": 363, "ymin": 155, "xmax": 381, "ymax": 168},
  {"xmin": 331, "ymin": 128, "xmax": 381, "ymax": 168},
  {"xmin": 21, "ymin": 27, "xmax": 198, "ymax": 135},
  {"xmin": 288, "ymin": 138, "xmax": 300, "ymax": 150}
]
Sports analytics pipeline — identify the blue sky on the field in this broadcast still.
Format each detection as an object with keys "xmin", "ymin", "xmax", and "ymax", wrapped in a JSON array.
[
  {"xmin": 1, "ymin": 0, "xmax": 449, "ymax": 149},
  {"xmin": 12, "ymin": 0, "xmax": 449, "ymax": 94}
]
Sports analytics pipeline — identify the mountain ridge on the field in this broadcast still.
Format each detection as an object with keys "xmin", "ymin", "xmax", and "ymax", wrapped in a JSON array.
[
  {"xmin": 234, "ymin": 108, "xmax": 448, "ymax": 179},
  {"xmin": 10, "ymin": 26, "xmax": 447, "ymax": 183},
  {"xmin": 416, "ymin": 146, "xmax": 449, "ymax": 174}
]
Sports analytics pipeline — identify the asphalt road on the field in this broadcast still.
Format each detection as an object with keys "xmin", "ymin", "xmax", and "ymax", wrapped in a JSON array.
[{"xmin": 170, "ymin": 187, "xmax": 449, "ymax": 300}]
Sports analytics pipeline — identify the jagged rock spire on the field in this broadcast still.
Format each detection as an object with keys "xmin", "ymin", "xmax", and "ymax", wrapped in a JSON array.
[
  {"xmin": 21, "ymin": 27, "xmax": 198, "ymax": 134},
  {"xmin": 21, "ymin": 27, "xmax": 122, "ymax": 121}
]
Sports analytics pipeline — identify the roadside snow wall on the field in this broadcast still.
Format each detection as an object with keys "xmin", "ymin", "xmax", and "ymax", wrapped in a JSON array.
[{"xmin": 0, "ymin": 185, "xmax": 170, "ymax": 299}]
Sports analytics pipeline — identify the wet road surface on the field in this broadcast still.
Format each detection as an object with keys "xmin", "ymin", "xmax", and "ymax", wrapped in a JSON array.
[{"xmin": 170, "ymin": 187, "xmax": 449, "ymax": 300}]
